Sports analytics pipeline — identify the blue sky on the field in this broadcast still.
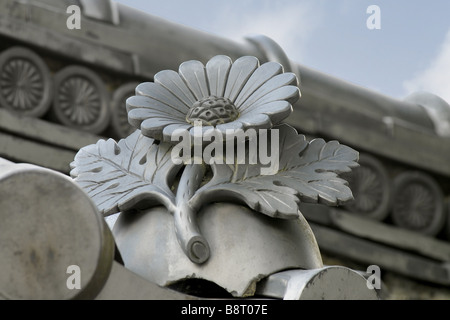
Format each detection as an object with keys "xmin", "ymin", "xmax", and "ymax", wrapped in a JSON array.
[{"xmin": 115, "ymin": 0, "xmax": 450, "ymax": 102}]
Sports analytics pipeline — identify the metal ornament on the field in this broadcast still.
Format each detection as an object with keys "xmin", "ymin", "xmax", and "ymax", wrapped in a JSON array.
[{"xmin": 71, "ymin": 55, "xmax": 359, "ymax": 293}]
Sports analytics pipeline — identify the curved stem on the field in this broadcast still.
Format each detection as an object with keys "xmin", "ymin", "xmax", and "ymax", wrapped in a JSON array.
[{"xmin": 172, "ymin": 163, "xmax": 209, "ymax": 264}]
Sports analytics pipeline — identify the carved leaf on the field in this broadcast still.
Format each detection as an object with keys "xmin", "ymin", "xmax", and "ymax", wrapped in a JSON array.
[
  {"xmin": 190, "ymin": 124, "xmax": 359, "ymax": 218},
  {"xmin": 70, "ymin": 130, "xmax": 181, "ymax": 216}
]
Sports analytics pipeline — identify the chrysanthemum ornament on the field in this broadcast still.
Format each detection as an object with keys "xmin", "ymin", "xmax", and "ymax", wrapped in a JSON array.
[
  {"xmin": 126, "ymin": 55, "xmax": 299, "ymax": 142},
  {"xmin": 71, "ymin": 55, "xmax": 359, "ymax": 296}
]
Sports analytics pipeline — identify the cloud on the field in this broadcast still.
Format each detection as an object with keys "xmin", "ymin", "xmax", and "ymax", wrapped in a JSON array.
[
  {"xmin": 209, "ymin": 1, "xmax": 322, "ymax": 63},
  {"xmin": 403, "ymin": 29, "xmax": 450, "ymax": 103}
]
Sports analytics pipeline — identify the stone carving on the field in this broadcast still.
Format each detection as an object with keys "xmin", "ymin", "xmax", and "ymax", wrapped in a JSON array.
[
  {"xmin": 126, "ymin": 55, "xmax": 298, "ymax": 142},
  {"xmin": 344, "ymin": 154, "xmax": 392, "ymax": 221},
  {"xmin": 52, "ymin": 66, "xmax": 110, "ymax": 134},
  {"xmin": 391, "ymin": 171, "xmax": 445, "ymax": 236},
  {"xmin": 70, "ymin": 55, "xmax": 360, "ymax": 296},
  {"xmin": 110, "ymin": 82, "xmax": 140, "ymax": 138},
  {"xmin": 0, "ymin": 157, "xmax": 198, "ymax": 300},
  {"xmin": 71, "ymin": 55, "xmax": 358, "ymax": 263},
  {"xmin": 0, "ymin": 46, "xmax": 53, "ymax": 117},
  {"xmin": 0, "ymin": 155, "xmax": 377, "ymax": 299}
]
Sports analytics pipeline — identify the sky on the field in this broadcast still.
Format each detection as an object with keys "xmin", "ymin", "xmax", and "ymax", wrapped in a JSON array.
[{"xmin": 115, "ymin": 0, "xmax": 450, "ymax": 102}]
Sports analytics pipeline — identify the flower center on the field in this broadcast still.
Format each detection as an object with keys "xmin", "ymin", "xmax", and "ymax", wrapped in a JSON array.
[{"xmin": 186, "ymin": 96, "xmax": 239, "ymax": 126}]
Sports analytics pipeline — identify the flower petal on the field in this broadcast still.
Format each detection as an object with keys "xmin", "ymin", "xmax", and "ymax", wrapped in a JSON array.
[
  {"xmin": 162, "ymin": 123, "xmax": 193, "ymax": 143},
  {"xmin": 224, "ymin": 56, "xmax": 259, "ymax": 103},
  {"xmin": 234, "ymin": 61, "xmax": 283, "ymax": 108},
  {"xmin": 241, "ymin": 85, "xmax": 300, "ymax": 113},
  {"xmin": 126, "ymin": 95, "xmax": 186, "ymax": 119},
  {"xmin": 154, "ymin": 70, "xmax": 197, "ymax": 108},
  {"xmin": 215, "ymin": 120, "xmax": 244, "ymax": 134},
  {"xmin": 179, "ymin": 60, "xmax": 209, "ymax": 100},
  {"xmin": 206, "ymin": 55, "xmax": 232, "ymax": 97},
  {"xmin": 238, "ymin": 73, "xmax": 299, "ymax": 112},
  {"xmin": 140, "ymin": 117, "xmax": 189, "ymax": 141},
  {"xmin": 237, "ymin": 113, "xmax": 272, "ymax": 131},
  {"xmin": 189, "ymin": 125, "xmax": 215, "ymax": 140},
  {"xmin": 240, "ymin": 100, "xmax": 292, "ymax": 125},
  {"xmin": 135, "ymin": 82, "xmax": 190, "ymax": 113},
  {"xmin": 127, "ymin": 108, "xmax": 185, "ymax": 130},
  {"xmin": 128, "ymin": 108, "xmax": 179, "ymax": 122}
]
